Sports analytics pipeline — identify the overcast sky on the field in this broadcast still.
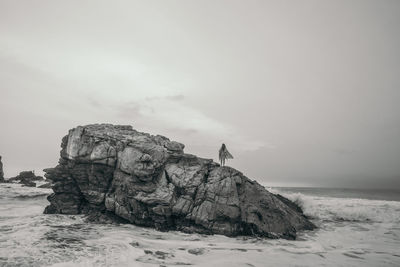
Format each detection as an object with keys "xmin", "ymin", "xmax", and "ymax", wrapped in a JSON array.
[{"xmin": 1, "ymin": 0, "xmax": 399, "ymax": 189}]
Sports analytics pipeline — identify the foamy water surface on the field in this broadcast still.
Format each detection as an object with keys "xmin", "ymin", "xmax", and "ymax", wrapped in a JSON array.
[{"xmin": 0, "ymin": 183, "xmax": 399, "ymax": 266}]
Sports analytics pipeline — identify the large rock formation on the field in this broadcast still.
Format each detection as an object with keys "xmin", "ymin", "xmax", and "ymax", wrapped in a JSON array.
[
  {"xmin": 0, "ymin": 156, "xmax": 4, "ymax": 183},
  {"xmin": 44, "ymin": 124, "xmax": 315, "ymax": 239}
]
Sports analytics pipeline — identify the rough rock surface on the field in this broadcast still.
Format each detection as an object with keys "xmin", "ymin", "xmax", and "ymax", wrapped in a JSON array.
[
  {"xmin": 44, "ymin": 124, "xmax": 315, "ymax": 239},
  {"xmin": 0, "ymin": 156, "xmax": 4, "ymax": 183},
  {"xmin": 8, "ymin": 171, "xmax": 44, "ymax": 187}
]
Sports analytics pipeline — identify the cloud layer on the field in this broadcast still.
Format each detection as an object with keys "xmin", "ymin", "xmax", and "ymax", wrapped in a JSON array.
[{"xmin": 1, "ymin": 0, "xmax": 399, "ymax": 189}]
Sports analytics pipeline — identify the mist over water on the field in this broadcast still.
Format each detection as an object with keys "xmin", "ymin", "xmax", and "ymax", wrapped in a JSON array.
[{"xmin": 1, "ymin": 183, "xmax": 399, "ymax": 266}]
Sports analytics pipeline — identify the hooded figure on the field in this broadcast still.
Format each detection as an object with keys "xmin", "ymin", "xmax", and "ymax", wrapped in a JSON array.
[
  {"xmin": 219, "ymin": 143, "xmax": 233, "ymax": 166},
  {"xmin": 0, "ymin": 156, "xmax": 4, "ymax": 182}
]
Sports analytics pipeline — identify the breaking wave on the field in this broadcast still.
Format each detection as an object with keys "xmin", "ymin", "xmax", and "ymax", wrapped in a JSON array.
[
  {"xmin": 0, "ymin": 183, "xmax": 52, "ymax": 200},
  {"xmin": 268, "ymin": 188, "xmax": 400, "ymax": 223},
  {"xmin": 14, "ymin": 193, "xmax": 50, "ymax": 200}
]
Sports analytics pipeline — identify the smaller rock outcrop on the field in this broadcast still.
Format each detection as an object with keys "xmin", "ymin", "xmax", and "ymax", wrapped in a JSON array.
[
  {"xmin": 0, "ymin": 156, "xmax": 4, "ymax": 183},
  {"xmin": 8, "ymin": 171, "xmax": 44, "ymax": 187}
]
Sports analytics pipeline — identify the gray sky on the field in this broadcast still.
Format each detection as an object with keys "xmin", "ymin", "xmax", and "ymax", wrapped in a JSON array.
[{"xmin": 1, "ymin": 0, "xmax": 399, "ymax": 189}]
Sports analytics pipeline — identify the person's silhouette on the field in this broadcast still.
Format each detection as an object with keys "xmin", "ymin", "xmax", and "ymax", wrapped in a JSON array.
[{"xmin": 219, "ymin": 143, "xmax": 233, "ymax": 166}]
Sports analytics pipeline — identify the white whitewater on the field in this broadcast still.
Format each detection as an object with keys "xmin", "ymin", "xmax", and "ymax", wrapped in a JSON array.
[{"xmin": 0, "ymin": 183, "xmax": 399, "ymax": 266}]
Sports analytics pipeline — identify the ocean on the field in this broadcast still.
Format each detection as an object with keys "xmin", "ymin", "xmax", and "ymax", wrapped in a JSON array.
[{"xmin": 0, "ymin": 183, "xmax": 399, "ymax": 267}]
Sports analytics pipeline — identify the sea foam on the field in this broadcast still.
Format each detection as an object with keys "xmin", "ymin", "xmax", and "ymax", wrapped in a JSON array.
[
  {"xmin": 268, "ymin": 188, "xmax": 400, "ymax": 223},
  {"xmin": 1, "ymin": 184, "xmax": 400, "ymax": 266}
]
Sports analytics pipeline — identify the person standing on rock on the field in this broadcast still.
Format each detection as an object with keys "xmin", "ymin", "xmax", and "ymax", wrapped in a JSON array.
[
  {"xmin": 0, "ymin": 156, "xmax": 4, "ymax": 182},
  {"xmin": 219, "ymin": 143, "xmax": 233, "ymax": 166}
]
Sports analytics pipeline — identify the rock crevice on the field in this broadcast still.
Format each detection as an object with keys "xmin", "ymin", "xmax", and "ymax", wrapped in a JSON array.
[{"xmin": 44, "ymin": 124, "xmax": 315, "ymax": 239}]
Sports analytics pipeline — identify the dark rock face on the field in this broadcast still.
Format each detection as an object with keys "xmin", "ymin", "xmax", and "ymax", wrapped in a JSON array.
[
  {"xmin": 8, "ymin": 170, "xmax": 44, "ymax": 187},
  {"xmin": 44, "ymin": 124, "xmax": 315, "ymax": 239},
  {"xmin": 0, "ymin": 156, "xmax": 4, "ymax": 183}
]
